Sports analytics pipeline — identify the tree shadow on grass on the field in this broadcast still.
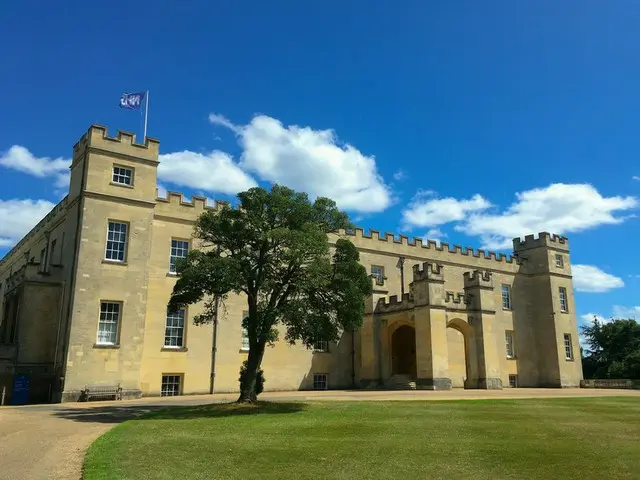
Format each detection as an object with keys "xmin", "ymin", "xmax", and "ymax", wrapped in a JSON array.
[{"xmin": 51, "ymin": 401, "xmax": 307, "ymax": 424}]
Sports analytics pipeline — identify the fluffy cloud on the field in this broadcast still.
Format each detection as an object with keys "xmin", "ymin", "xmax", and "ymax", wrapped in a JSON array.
[
  {"xmin": 157, "ymin": 151, "xmax": 257, "ymax": 195},
  {"xmin": 571, "ymin": 265, "xmax": 625, "ymax": 293},
  {"xmin": 423, "ymin": 228, "xmax": 446, "ymax": 244},
  {"xmin": 0, "ymin": 145, "xmax": 70, "ymax": 189},
  {"xmin": 580, "ymin": 306, "xmax": 640, "ymax": 327},
  {"xmin": 633, "ymin": 176, "xmax": 639, "ymax": 181},
  {"xmin": 210, "ymin": 113, "xmax": 392, "ymax": 213},
  {"xmin": 0, "ymin": 199, "xmax": 55, "ymax": 248},
  {"xmin": 402, "ymin": 192, "xmax": 491, "ymax": 228}
]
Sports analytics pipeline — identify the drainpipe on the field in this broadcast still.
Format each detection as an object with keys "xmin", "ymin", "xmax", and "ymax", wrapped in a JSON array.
[{"xmin": 398, "ymin": 256, "xmax": 405, "ymax": 296}]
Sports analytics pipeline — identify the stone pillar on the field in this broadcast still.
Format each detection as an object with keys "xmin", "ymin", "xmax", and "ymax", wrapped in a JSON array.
[
  {"xmin": 415, "ymin": 306, "xmax": 451, "ymax": 389},
  {"xmin": 464, "ymin": 270, "xmax": 502, "ymax": 389}
]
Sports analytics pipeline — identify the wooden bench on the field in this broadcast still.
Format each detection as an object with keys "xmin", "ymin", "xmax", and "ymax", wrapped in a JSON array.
[{"xmin": 83, "ymin": 384, "xmax": 122, "ymax": 401}]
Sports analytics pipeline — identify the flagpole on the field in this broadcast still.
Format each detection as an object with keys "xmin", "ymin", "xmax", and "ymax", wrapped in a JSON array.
[{"xmin": 143, "ymin": 90, "xmax": 149, "ymax": 140}]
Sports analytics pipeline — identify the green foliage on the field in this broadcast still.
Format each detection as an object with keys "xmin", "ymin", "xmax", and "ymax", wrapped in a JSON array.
[
  {"xmin": 239, "ymin": 360, "xmax": 265, "ymax": 395},
  {"xmin": 581, "ymin": 317, "xmax": 640, "ymax": 379},
  {"xmin": 168, "ymin": 184, "xmax": 373, "ymax": 401}
]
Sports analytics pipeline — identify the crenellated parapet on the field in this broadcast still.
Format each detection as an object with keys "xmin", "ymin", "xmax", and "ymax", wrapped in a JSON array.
[
  {"xmin": 72, "ymin": 124, "xmax": 159, "ymax": 164},
  {"xmin": 376, "ymin": 293, "xmax": 414, "ymax": 313},
  {"xmin": 463, "ymin": 270, "xmax": 493, "ymax": 290},
  {"xmin": 154, "ymin": 191, "xmax": 230, "ymax": 223},
  {"xmin": 512, "ymin": 231, "xmax": 569, "ymax": 252},
  {"xmin": 412, "ymin": 262, "xmax": 444, "ymax": 283},
  {"xmin": 333, "ymin": 228, "xmax": 517, "ymax": 267},
  {"xmin": 445, "ymin": 291, "xmax": 467, "ymax": 310}
]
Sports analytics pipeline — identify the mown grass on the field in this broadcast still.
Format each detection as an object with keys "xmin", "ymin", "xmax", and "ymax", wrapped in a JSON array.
[{"xmin": 83, "ymin": 397, "xmax": 640, "ymax": 480}]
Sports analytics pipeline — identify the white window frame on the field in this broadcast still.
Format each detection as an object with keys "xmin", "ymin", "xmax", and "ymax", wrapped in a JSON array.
[
  {"xmin": 104, "ymin": 221, "xmax": 128, "ymax": 263},
  {"xmin": 508, "ymin": 374, "xmax": 518, "ymax": 388},
  {"xmin": 169, "ymin": 239, "xmax": 189, "ymax": 274},
  {"xmin": 559, "ymin": 287, "xmax": 568, "ymax": 313},
  {"xmin": 371, "ymin": 265, "xmax": 385, "ymax": 285},
  {"xmin": 501, "ymin": 284, "xmax": 512, "ymax": 310},
  {"xmin": 97, "ymin": 301, "xmax": 121, "ymax": 345},
  {"xmin": 555, "ymin": 254, "xmax": 564, "ymax": 268},
  {"xmin": 314, "ymin": 339, "xmax": 329, "ymax": 353},
  {"xmin": 564, "ymin": 334, "xmax": 574, "ymax": 360},
  {"xmin": 112, "ymin": 165, "xmax": 133, "ymax": 186},
  {"xmin": 164, "ymin": 309, "xmax": 186, "ymax": 348},
  {"xmin": 241, "ymin": 310, "xmax": 249, "ymax": 351},
  {"xmin": 313, "ymin": 373, "xmax": 328, "ymax": 390},
  {"xmin": 160, "ymin": 374, "xmax": 182, "ymax": 396},
  {"xmin": 505, "ymin": 330, "xmax": 515, "ymax": 359}
]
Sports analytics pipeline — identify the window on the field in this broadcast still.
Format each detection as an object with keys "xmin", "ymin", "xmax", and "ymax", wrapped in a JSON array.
[
  {"xmin": 50, "ymin": 239, "xmax": 57, "ymax": 265},
  {"xmin": 313, "ymin": 373, "xmax": 328, "ymax": 390},
  {"xmin": 505, "ymin": 331, "xmax": 515, "ymax": 358},
  {"xmin": 314, "ymin": 339, "xmax": 329, "ymax": 352},
  {"xmin": 564, "ymin": 334, "xmax": 574, "ymax": 360},
  {"xmin": 39, "ymin": 248, "xmax": 45, "ymax": 265},
  {"xmin": 371, "ymin": 265, "xmax": 385, "ymax": 285},
  {"xmin": 112, "ymin": 165, "xmax": 133, "ymax": 186},
  {"xmin": 559, "ymin": 287, "xmax": 568, "ymax": 313},
  {"xmin": 509, "ymin": 375, "xmax": 518, "ymax": 388},
  {"xmin": 164, "ymin": 309, "xmax": 185, "ymax": 348},
  {"xmin": 105, "ymin": 221, "xmax": 128, "ymax": 262},
  {"xmin": 501, "ymin": 284, "xmax": 511, "ymax": 310},
  {"xmin": 97, "ymin": 302, "xmax": 121, "ymax": 345},
  {"xmin": 169, "ymin": 239, "xmax": 189, "ymax": 273},
  {"xmin": 555, "ymin": 254, "xmax": 564, "ymax": 268},
  {"xmin": 241, "ymin": 310, "xmax": 249, "ymax": 351},
  {"xmin": 161, "ymin": 375, "xmax": 182, "ymax": 396}
]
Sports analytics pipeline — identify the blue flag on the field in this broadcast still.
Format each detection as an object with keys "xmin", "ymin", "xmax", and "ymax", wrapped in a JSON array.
[{"xmin": 119, "ymin": 92, "xmax": 146, "ymax": 110}]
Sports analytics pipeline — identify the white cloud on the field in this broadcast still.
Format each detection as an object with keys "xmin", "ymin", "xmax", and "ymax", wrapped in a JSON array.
[
  {"xmin": 0, "ymin": 199, "xmax": 56, "ymax": 248},
  {"xmin": 611, "ymin": 305, "xmax": 640, "ymax": 319},
  {"xmin": 210, "ymin": 113, "xmax": 392, "ymax": 213},
  {"xmin": 633, "ymin": 176, "xmax": 640, "ymax": 181},
  {"xmin": 402, "ymin": 192, "xmax": 491, "ymax": 228},
  {"xmin": 393, "ymin": 170, "xmax": 407, "ymax": 181},
  {"xmin": 158, "ymin": 151, "xmax": 257, "ymax": 195},
  {"xmin": 571, "ymin": 265, "xmax": 625, "ymax": 293},
  {"xmin": 423, "ymin": 228, "xmax": 446, "ymax": 244},
  {"xmin": 457, "ymin": 183, "xmax": 637, "ymax": 250},
  {"xmin": 0, "ymin": 145, "xmax": 70, "ymax": 190}
]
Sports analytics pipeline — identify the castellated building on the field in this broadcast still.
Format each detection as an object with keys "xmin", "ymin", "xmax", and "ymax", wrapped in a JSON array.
[{"xmin": 0, "ymin": 125, "xmax": 584, "ymax": 404}]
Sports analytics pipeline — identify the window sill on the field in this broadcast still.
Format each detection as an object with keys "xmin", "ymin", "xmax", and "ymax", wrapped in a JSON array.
[
  {"xmin": 506, "ymin": 356, "xmax": 517, "ymax": 360},
  {"xmin": 93, "ymin": 343, "xmax": 120, "ymax": 349},
  {"xmin": 313, "ymin": 350, "xmax": 330, "ymax": 354},
  {"xmin": 166, "ymin": 272, "xmax": 181, "ymax": 278},
  {"xmin": 161, "ymin": 347, "xmax": 188, "ymax": 352},
  {"xmin": 110, "ymin": 182, "xmax": 134, "ymax": 189},
  {"xmin": 565, "ymin": 358, "xmax": 575, "ymax": 362},
  {"xmin": 102, "ymin": 259, "xmax": 128, "ymax": 266},
  {"xmin": 502, "ymin": 308, "xmax": 512, "ymax": 312},
  {"xmin": 239, "ymin": 348, "xmax": 250, "ymax": 353}
]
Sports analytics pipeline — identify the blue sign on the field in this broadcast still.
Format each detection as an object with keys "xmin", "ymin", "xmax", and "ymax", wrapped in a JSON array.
[{"xmin": 11, "ymin": 375, "xmax": 29, "ymax": 405}]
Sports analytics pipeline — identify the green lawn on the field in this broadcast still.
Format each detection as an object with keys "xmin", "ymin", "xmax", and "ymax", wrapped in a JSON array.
[{"xmin": 84, "ymin": 397, "xmax": 640, "ymax": 480}]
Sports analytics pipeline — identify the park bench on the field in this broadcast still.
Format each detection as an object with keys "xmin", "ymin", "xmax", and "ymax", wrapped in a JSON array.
[{"xmin": 83, "ymin": 384, "xmax": 122, "ymax": 401}]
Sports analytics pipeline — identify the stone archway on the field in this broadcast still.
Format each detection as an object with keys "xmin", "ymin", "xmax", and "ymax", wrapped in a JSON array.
[
  {"xmin": 391, "ymin": 325, "xmax": 417, "ymax": 378},
  {"xmin": 446, "ymin": 318, "xmax": 476, "ymax": 389}
]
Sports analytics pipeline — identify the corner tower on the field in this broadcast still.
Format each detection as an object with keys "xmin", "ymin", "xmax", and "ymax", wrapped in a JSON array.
[{"xmin": 512, "ymin": 233, "xmax": 583, "ymax": 387}]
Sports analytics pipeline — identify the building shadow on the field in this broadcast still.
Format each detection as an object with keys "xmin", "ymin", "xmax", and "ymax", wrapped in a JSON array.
[{"xmin": 51, "ymin": 401, "xmax": 307, "ymax": 424}]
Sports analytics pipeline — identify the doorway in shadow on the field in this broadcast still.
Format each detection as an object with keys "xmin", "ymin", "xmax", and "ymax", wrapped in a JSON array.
[{"xmin": 391, "ymin": 325, "xmax": 417, "ymax": 378}]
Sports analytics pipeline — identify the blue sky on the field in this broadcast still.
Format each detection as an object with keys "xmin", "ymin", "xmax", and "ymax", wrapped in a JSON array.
[{"xmin": 1, "ymin": 1, "xmax": 639, "ymax": 327}]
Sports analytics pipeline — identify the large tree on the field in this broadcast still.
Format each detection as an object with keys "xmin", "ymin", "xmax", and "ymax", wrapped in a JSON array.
[
  {"xmin": 581, "ymin": 317, "xmax": 640, "ymax": 379},
  {"xmin": 168, "ymin": 185, "xmax": 373, "ymax": 402}
]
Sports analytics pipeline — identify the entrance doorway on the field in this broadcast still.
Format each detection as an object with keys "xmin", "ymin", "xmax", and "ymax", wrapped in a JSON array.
[{"xmin": 391, "ymin": 325, "xmax": 417, "ymax": 378}]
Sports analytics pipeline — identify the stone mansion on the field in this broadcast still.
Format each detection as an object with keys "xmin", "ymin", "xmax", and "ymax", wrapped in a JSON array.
[{"xmin": 0, "ymin": 125, "xmax": 583, "ymax": 404}]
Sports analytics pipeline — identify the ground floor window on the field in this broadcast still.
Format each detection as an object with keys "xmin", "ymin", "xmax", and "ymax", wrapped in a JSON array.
[
  {"xmin": 509, "ymin": 375, "xmax": 518, "ymax": 388},
  {"xmin": 313, "ymin": 373, "xmax": 328, "ymax": 390},
  {"xmin": 161, "ymin": 374, "xmax": 182, "ymax": 396}
]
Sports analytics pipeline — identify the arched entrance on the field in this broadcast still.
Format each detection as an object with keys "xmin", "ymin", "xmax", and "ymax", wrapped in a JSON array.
[
  {"xmin": 391, "ymin": 325, "xmax": 417, "ymax": 378},
  {"xmin": 446, "ymin": 318, "xmax": 476, "ymax": 389}
]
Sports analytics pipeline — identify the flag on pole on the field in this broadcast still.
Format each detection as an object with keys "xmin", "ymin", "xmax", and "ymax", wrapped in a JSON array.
[{"xmin": 119, "ymin": 92, "xmax": 146, "ymax": 110}]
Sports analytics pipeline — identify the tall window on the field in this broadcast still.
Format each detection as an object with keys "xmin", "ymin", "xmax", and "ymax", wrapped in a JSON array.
[
  {"xmin": 161, "ymin": 375, "xmax": 182, "ymax": 396},
  {"xmin": 559, "ymin": 287, "xmax": 568, "ymax": 313},
  {"xmin": 371, "ymin": 265, "xmax": 385, "ymax": 285},
  {"xmin": 563, "ymin": 334, "xmax": 574, "ymax": 360},
  {"xmin": 505, "ymin": 331, "xmax": 515, "ymax": 358},
  {"xmin": 241, "ymin": 311, "xmax": 249, "ymax": 351},
  {"xmin": 50, "ymin": 239, "xmax": 57, "ymax": 265},
  {"xmin": 164, "ymin": 309, "xmax": 185, "ymax": 348},
  {"xmin": 509, "ymin": 375, "xmax": 518, "ymax": 388},
  {"xmin": 501, "ymin": 284, "xmax": 511, "ymax": 310},
  {"xmin": 112, "ymin": 165, "xmax": 133, "ymax": 186},
  {"xmin": 555, "ymin": 254, "xmax": 564, "ymax": 268},
  {"xmin": 314, "ymin": 339, "xmax": 329, "ymax": 353},
  {"xmin": 105, "ymin": 221, "xmax": 128, "ymax": 262},
  {"xmin": 313, "ymin": 373, "xmax": 328, "ymax": 390},
  {"xmin": 97, "ymin": 302, "xmax": 121, "ymax": 345},
  {"xmin": 169, "ymin": 239, "xmax": 189, "ymax": 273}
]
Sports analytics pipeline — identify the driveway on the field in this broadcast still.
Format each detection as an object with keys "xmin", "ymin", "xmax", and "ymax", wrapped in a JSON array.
[{"xmin": 1, "ymin": 388, "xmax": 638, "ymax": 480}]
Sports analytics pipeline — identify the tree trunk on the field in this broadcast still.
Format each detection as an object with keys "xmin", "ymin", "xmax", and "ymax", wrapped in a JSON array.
[{"xmin": 237, "ymin": 342, "xmax": 265, "ymax": 403}]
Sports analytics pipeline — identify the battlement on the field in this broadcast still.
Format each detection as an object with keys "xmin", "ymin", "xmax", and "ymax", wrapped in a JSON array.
[
  {"xmin": 445, "ymin": 291, "xmax": 467, "ymax": 309},
  {"xmin": 335, "ymin": 228, "xmax": 517, "ymax": 267},
  {"xmin": 376, "ymin": 293, "xmax": 414, "ymax": 313},
  {"xmin": 154, "ymin": 191, "xmax": 230, "ymax": 222},
  {"xmin": 463, "ymin": 269, "xmax": 494, "ymax": 289},
  {"xmin": 72, "ymin": 124, "xmax": 160, "ymax": 163},
  {"xmin": 512, "ymin": 231, "xmax": 569, "ymax": 252},
  {"xmin": 412, "ymin": 262, "xmax": 444, "ymax": 283}
]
